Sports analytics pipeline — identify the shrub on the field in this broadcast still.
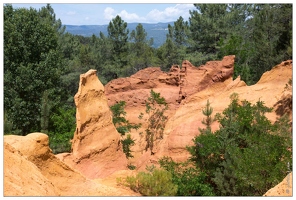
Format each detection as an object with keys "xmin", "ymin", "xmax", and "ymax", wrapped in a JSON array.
[
  {"xmin": 124, "ymin": 167, "xmax": 178, "ymax": 196},
  {"xmin": 159, "ymin": 156, "xmax": 214, "ymax": 196},
  {"xmin": 110, "ymin": 100, "xmax": 141, "ymax": 136},
  {"xmin": 121, "ymin": 134, "xmax": 136, "ymax": 158}
]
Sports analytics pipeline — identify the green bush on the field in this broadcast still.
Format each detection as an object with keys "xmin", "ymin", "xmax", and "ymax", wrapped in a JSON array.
[
  {"xmin": 159, "ymin": 156, "xmax": 214, "ymax": 196},
  {"xmin": 124, "ymin": 167, "xmax": 178, "ymax": 196},
  {"xmin": 187, "ymin": 93, "xmax": 292, "ymax": 196}
]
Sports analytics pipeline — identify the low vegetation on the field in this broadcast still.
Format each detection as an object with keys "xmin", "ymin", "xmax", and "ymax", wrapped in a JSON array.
[{"xmin": 118, "ymin": 165, "xmax": 178, "ymax": 196}]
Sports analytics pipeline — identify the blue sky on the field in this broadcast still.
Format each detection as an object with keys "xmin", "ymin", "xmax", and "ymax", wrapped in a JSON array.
[{"xmin": 10, "ymin": 3, "xmax": 196, "ymax": 25}]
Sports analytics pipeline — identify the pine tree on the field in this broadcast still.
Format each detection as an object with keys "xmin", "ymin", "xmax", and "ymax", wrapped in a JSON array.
[
  {"xmin": 199, "ymin": 99, "xmax": 215, "ymax": 134},
  {"xmin": 107, "ymin": 15, "xmax": 129, "ymax": 77}
]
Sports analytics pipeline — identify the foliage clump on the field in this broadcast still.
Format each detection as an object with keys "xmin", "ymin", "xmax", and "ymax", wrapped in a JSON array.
[
  {"xmin": 110, "ymin": 100, "xmax": 141, "ymax": 160},
  {"xmin": 119, "ymin": 165, "xmax": 178, "ymax": 196},
  {"xmin": 48, "ymin": 107, "xmax": 76, "ymax": 154},
  {"xmin": 159, "ymin": 156, "xmax": 214, "ymax": 196}
]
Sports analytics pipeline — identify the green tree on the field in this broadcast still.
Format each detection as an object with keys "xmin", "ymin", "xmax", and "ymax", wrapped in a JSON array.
[
  {"xmin": 172, "ymin": 16, "xmax": 189, "ymax": 48},
  {"xmin": 214, "ymin": 4, "xmax": 292, "ymax": 85},
  {"xmin": 189, "ymin": 4, "xmax": 230, "ymax": 56},
  {"xmin": 159, "ymin": 34, "xmax": 179, "ymax": 71},
  {"xmin": 107, "ymin": 15, "xmax": 130, "ymax": 77},
  {"xmin": 4, "ymin": 4, "xmax": 64, "ymax": 135},
  {"xmin": 129, "ymin": 23, "xmax": 155, "ymax": 73},
  {"xmin": 48, "ymin": 107, "xmax": 76, "ymax": 154},
  {"xmin": 40, "ymin": 90, "xmax": 51, "ymax": 133},
  {"xmin": 161, "ymin": 17, "xmax": 190, "ymax": 70},
  {"xmin": 139, "ymin": 90, "xmax": 168, "ymax": 155},
  {"xmin": 246, "ymin": 4, "xmax": 292, "ymax": 83}
]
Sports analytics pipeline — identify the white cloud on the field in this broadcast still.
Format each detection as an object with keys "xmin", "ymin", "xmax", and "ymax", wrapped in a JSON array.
[
  {"xmin": 103, "ymin": 4, "xmax": 195, "ymax": 24},
  {"xmin": 104, "ymin": 7, "xmax": 145, "ymax": 23},
  {"xmin": 104, "ymin": 7, "xmax": 116, "ymax": 21},
  {"xmin": 119, "ymin": 10, "xmax": 145, "ymax": 22},
  {"xmin": 146, "ymin": 4, "xmax": 195, "ymax": 23}
]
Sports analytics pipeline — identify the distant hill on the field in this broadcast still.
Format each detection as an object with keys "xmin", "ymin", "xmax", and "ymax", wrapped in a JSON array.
[{"xmin": 65, "ymin": 22, "xmax": 174, "ymax": 48}]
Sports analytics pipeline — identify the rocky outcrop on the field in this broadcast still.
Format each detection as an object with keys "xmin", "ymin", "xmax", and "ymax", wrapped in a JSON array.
[
  {"xmin": 104, "ymin": 57, "xmax": 292, "ymax": 169},
  {"xmin": 157, "ymin": 59, "xmax": 292, "ymax": 163},
  {"xmin": 4, "ymin": 134, "xmax": 58, "ymax": 196},
  {"xmin": 263, "ymin": 172, "xmax": 293, "ymax": 196},
  {"xmin": 105, "ymin": 55, "xmax": 236, "ymax": 109},
  {"xmin": 4, "ymin": 133, "xmax": 138, "ymax": 196},
  {"xmin": 105, "ymin": 55, "xmax": 239, "ymax": 168},
  {"xmin": 57, "ymin": 69, "xmax": 128, "ymax": 179}
]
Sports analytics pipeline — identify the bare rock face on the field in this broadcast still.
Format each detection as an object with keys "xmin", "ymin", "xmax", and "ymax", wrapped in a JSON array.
[
  {"xmin": 4, "ymin": 134, "xmax": 58, "ymax": 196},
  {"xmin": 59, "ymin": 69, "xmax": 128, "ymax": 179},
  {"xmin": 4, "ymin": 133, "xmax": 140, "ymax": 196},
  {"xmin": 105, "ymin": 55, "xmax": 236, "ymax": 109},
  {"xmin": 263, "ymin": 172, "xmax": 293, "ymax": 196}
]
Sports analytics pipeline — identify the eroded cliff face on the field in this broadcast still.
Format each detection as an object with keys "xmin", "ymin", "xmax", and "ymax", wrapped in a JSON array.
[
  {"xmin": 105, "ymin": 55, "xmax": 236, "ymax": 109},
  {"xmin": 105, "ymin": 58, "xmax": 292, "ymax": 171},
  {"xmin": 4, "ymin": 133, "xmax": 138, "ymax": 196},
  {"xmin": 56, "ymin": 69, "xmax": 128, "ymax": 179},
  {"xmin": 156, "ymin": 60, "xmax": 292, "ymax": 164},
  {"xmin": 104, "ymin": 56, "xmax": 239, "ymax": 168}
]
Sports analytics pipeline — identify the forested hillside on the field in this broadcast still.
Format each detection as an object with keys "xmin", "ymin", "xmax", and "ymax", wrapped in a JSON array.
[
  {"xmin": 65, "ymin": 22, "xmax": 174, "ymax": 48},
  {"xmin": 4, "ymin": 3, "xmax": 292, "ymax": 154}
]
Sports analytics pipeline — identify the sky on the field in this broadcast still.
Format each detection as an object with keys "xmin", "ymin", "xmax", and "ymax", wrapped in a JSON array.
[{"xmin": 9, "ymin": 2, "xmax": 196, "ymax": 25}]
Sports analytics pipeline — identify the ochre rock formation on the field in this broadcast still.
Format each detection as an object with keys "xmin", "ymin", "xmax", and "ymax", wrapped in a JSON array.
[
  {"xmin": 56, "ymin": 69, "xmax": 128, "ymax": 179},
  {"xmin": 263, "ymin": 172, "xmax": 293, "ymax": 196},
  {"xmin": 4, "ymin": 133, "xmax": 139, "ymax": 196},
  {"xmin": 156, "ymin": 60, "xmax": 292, "ymax": 163},
  {"xmin": 105, "ymin": 55, "xmax": 238, "ymax": 168},
  {"xmin": 105, "ymin": 55, "xmax": 236, "ymax": 109},
  {"xmin": 105, "ymin": 58, "xmax": 292, "ymax": 169}
]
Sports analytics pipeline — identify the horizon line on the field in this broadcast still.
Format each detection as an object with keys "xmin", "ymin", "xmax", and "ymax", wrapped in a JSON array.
[{"xmin": 64, "ymin": 21, "xmax": 175, "ymax": 26}]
